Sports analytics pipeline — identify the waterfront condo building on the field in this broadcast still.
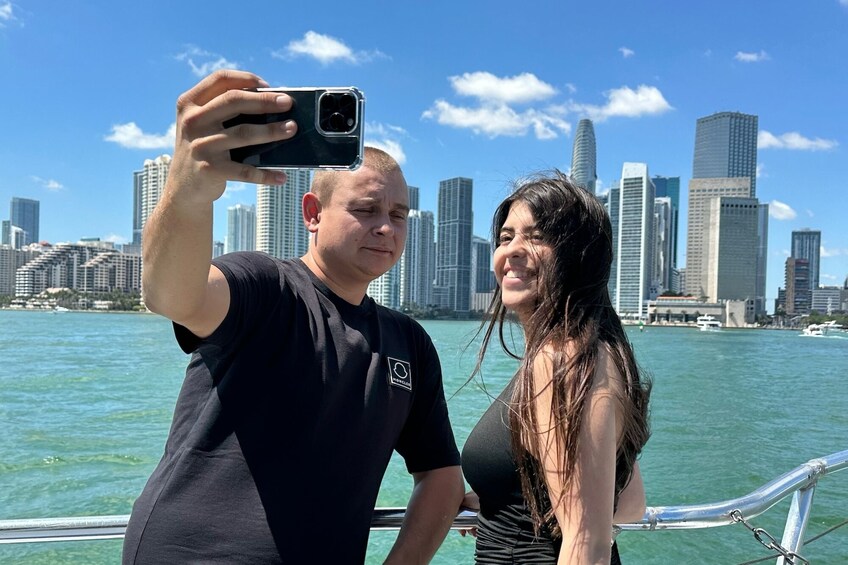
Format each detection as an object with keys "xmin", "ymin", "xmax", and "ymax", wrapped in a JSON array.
[
  {"xmin": 606, "ymin": 180, "xmax": 620, "ymax": 304},
  {"xmin": 226, "ymin": 204, "xmax": 256, "ymax": 254},
  {"xmin": 614, "ymin": 163, "xmax": 655, "ymax": 320},
  {"xmin": 435, "ymin": 177, "xmax": 473, "ymax": 316},
  {"xmin": 137, "ymin": 155, "xmax": 172, "ymax": 245},
  {"xmin": 784, "ymin": 257, "xmax": 811, "ymax": 315},
  {"xmin": 791, "ymin": 229, "xmax": 821, "ymax": 291},
  {"xmin": 401, "ymin": 209, "xmax": 436, "ymax": 309},
  {"xmin": 570, "ymin": 119, "xmax": 597, "ymax": 194},
  {"xmin": 9, "ymin": 197, "xmax": 40, "ymax": 246},
  {"xmin": 255, "ymin": 169, "xmax": 311, "ymax": 260}
]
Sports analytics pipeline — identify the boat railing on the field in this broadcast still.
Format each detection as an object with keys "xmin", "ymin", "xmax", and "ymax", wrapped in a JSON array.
[{"xmin": 2, "ymin": 449, "xmax": 846, "ymax": 564}]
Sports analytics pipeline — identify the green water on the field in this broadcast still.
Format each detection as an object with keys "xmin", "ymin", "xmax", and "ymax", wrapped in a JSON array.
[{"xmin": 1, "ymin": 311, "xmax": 846, "ymax": 563}]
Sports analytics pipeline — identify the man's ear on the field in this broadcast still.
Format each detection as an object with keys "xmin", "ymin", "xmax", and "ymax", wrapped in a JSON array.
[{"xmin": 302, "ymin": 192, "xmax": 322, "ymax": 234}]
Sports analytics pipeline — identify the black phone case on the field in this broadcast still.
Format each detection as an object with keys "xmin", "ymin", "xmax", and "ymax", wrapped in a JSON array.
[{"xmin": 223, "ymin": 88, "xmax": 364, "ymax": 170}]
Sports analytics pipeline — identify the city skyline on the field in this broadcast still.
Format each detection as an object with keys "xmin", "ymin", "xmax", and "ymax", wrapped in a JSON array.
[{"xmin": 1, "ymin": 1, "xmax": 846, "ymax": 308}]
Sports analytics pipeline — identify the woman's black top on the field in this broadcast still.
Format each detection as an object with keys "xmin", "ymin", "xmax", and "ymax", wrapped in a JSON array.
[{"xmin": 462, "ymin": 379, "xmax": 622, "ymax": 564}]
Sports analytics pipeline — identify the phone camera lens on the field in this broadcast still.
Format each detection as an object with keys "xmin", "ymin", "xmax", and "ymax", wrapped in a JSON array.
[{"xmin": 328, "ymin": 112, "xmax": 346, "ymax": 131}]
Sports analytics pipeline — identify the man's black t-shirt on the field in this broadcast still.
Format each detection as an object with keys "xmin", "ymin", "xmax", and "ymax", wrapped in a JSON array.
[{"xmin": 123, "ymin": 253, "xmax": 460, "ymax": 564}]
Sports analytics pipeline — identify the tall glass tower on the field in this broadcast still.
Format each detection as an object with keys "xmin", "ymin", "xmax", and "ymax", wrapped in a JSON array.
[
  {"xmin": 226, "ymin": 204, "xmax": 256, "ymax": 254},
  {"xmin": 436, "ymin": 177, "xmax": 473, "ymax": 315},
  {"xmin": 570, "ymin": 119, "xmax": 597, "ymax": 193},
  {"xmin": 791, "ymin": 229, "xmax": 821, "ymax": 290},
  {"xmin": 10, "ymin": 197, "xmax": 40, "ymax": 245},
  {"xmin": 692, "ymin": 111, "xmax": 758, "ymax": 196},
  {"xmin": 256, "ymin": 169, "xmax": 311, "ymax": 259}
]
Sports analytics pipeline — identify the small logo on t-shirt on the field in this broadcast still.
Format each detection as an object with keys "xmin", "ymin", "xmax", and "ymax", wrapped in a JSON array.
[{"xmin": 387, "ymin": 357, "xmax": 412, "ymax": 391}]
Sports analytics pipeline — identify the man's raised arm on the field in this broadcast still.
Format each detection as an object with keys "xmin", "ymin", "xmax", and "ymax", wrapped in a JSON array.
[{"xmin": 141, "ymin": 70, "xmax": 296, "ymax": 336}]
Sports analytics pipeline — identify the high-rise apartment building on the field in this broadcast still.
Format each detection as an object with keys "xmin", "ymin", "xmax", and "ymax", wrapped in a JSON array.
[
  {"xmin": 652, "ymin": 176, "xmax": 680, "ymax": 271},
  {"xmin": 226, "ymin": 204, "xmax": 256, "ymax": 254},
  {"xmin": 367, "ymin": 262, "xmax": 400, "ymax": 309},
  {"xmin": 606, "ymin": 180, "xmax": 620, "ymax": 303},
  {"xmin": 791, "ymin": 229, "xmax": 821, "ymax": 291},
  {"xmin": 570, "ymin": 119, "xmax": 597, "ymax": 193},
  {"xmin": 401, "ymin": 209, "xmax": 435, "ymax": 309},
  {"xmin": 784, "ymin": 258, "xmax": 810, "ymax": 315},
  {"xmin": 685, "ymin": 177, "xmax": 751, "ymax": 298},
  {"xmin": 132, "ymin": 171, "xmax": 143, "ymax": 245},
  {"xmin": 704, "ymin": 197, "xmax": 759, "ymax": 303},
  {"xmin": 471, "ymin": 236, "xmax": 495, "ymax": 294},
  {"xmin": 614, "ymin": 163, "xmax": 654, "ymax": 319},
  {"xmin": 435, "ymin": 177, "xmax": 473, "ymax": 315},
  {"xmin": 653, "ymin": 197, "xmax": 673, "ymax": 293},
  {"xmin": 10, "ymin": 197, "xmax": 40, "ymax": 245},
  {"xmin": 407, "ymin": 185, "xmax": 420, "ymax": 211},
  {"xmin": 693, "ymin": 111, "xmax": 758, "ymax": 196},
  {"xmin": 137, "ymin": 155, "xmax": 172, "ymax": 244},
  {"xmin": 255, "ymin": 170, "xmax": 311, "ymax": 259},
  {"xmin": 0, "ymin": 245, "xmax": 40, "ymax": 295}
]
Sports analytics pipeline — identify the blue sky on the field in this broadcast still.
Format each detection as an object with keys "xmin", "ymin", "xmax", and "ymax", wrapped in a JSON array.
[{"xmin": 1, "ymin": 0, "xmax": 846, "ymax": 306}]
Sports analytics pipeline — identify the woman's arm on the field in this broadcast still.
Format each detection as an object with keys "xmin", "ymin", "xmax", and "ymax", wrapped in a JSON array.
[
  {"xmin": 613, "ymin": 461, "xmax": 646, "ymax": 524},
  {"xmin": 531, "ymin": 347, "xmax": 620, "ymax": 565}
]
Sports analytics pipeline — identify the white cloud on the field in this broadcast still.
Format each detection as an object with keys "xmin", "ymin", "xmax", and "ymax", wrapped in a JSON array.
[
  {"xmin": 275, "ymin": 31, "xmax": 385, "ymax": 65},
  {"xmin": 222, "ymin": 182, "xmax": 250, "ymax": 199},
  {"xmin": 0, "ymin": 2, "xmax": 13, "ymax": 24},
  {"xmin": 806, "ymin": 209, "xmax": 815, "ymax": 218},
  {"xmin": 758, "ymin": 130, "xmax": 838, "ymax": 151},
  {"xmin": 735, "ymin": 50, "xmax": 770, "ymax": 63},
  {"xmin": 105, "ymin": 122, "xmax": 176, "ymax": 149},
  {"xmin": 821, "ymin": 246, "xmax": 844, "ymax": 258},
  {"xmin": 367, "ymin": 139, "xmax": 407, "ymax": 165},
  {"xmin": 756, "ymin": 163, "xmax": 765, "ymax": 178},
  {"xmin": 841, "ymin": 0, "xmax": 848, "ymax": 6},
  {"xmin": 449, "ymin": 72, "xmax": 557, "ymax": 105},
  {"xmin": 568, "ymin": 85, "xmax": 673, "ymax": 122},
  {"xmin": 31, "ymin": 176, "xmax": 65, "ymax": 191},
  {"xmin": 768, "ymin": 200, "xmax": 797, "ymax": 220},
  {"xmin": 565, "ymin": 83, "xmax": 577, "ymax": 94},
  {"xmin": 103, "ymin": 233, "xmax": 128, "ymax": 244},
  {"xmin": 176, "ymin": 46, "xmax": 239, "ymax": 77},
  {"xmin": 780, "ymin": 249, "xmax": 791, "ymax": 257},
  {"xmin": 365, "ymin": 122, "xmax": 409, "ymax": 165},
  {"xmin": 821, "ymin": 274, "xmax": 837, "ymax": 282},
  {"xmin": 422, "ymin": 100, "xmax": 570, "ymax": 140},
  {"xmin": 619, "ymin": 47, "xmax": 635, "ymax": 58}
]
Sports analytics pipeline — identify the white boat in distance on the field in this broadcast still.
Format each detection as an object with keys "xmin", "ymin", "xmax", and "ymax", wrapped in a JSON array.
[
  {"xmin": 801, "ymin": 320, "xmax": 845, "ymax": 337},
  {"xmin": 695, "ymin": 315, "xmax": 722, "ymax": 332}
]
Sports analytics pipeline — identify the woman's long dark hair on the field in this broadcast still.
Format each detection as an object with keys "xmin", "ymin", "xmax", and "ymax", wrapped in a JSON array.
[{"xmin": 475, "ymin": 171, "xmax": 651, "ymax": 537}]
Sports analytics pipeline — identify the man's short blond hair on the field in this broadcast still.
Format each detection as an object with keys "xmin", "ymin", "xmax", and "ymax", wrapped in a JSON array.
[{"xmin": 311, "ymin": 146, "xmax": 403, "ymax": 204}]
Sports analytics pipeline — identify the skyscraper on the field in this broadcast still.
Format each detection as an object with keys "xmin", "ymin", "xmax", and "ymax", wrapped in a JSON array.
[
  {"xmin": 367, "ymin": 262, "xmax": 400, "ymax": 309},
  {"xmin": 10, "ymin": 197, "xmax": 40, "ymax": 245},
  {"xmin": 471, "ymin": 235, "xmax": 495, "ymax": 294},
  {"xmin": 132, "ymin": 170, "xmax": 143, "ymax": 245},
  {"xmin": 255, "ymin": 169, "xmax": 311, "ymax": 259},
  {"xmin": 436, "ymin": 177, "xmax": 473, "ymax": 315},
  {"xmin": 704, "ymin": 197, "xmax": 760, "ymax": 302},
  {"xmin": 226, "ymin": 204, "xmax": 256, "ymax": 254},
  {"xmin": 570, "ymin": 119, "xmax": 597, "ymax": 193},
  {"xmin": 653, "ymin": 197, "xmax": 673, "ymax": 293},
  {"xmin": 791, "ymin": 229, "xmax": 821, "ymax": 290},
  {"xmin": 685, "ymin": 177, "xmax": 751, "ymax": 298},
  {"xmin": 652, "ymin": 176, "xmax": 680, "ymax": 272},
  {"xmin": 614, "ymin": 163, "xmax": 654, "ymax": 319},
  {"xmin": 693, "ymin": 111, "xmax": 758, "ymax": 196},
  {"xmin": 606, "ymin": 180, "xmax": 620, "ymax": 304},
  {"xmin": 401, "ymin": 209, "xmax": 435, "ymax": 309},
  {"xmin": 138, "ymin": 155, "xmax": 172, "ymax": 244},
  {"xmin": 785, "ymin": 258, "xmax": 810, "ymax": 315},
  {"xmin": 407, "ymin": 185, "xmax": 420, "ymax": 211}
]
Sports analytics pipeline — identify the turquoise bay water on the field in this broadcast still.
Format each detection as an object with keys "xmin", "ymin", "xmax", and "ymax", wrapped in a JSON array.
[{"xmin": 1, "ymin": 310, "xmax": 846, "ymax": 563}]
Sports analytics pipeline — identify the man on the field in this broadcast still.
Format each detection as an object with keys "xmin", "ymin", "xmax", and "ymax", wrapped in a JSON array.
[{"xmin": 123, "ymin": 70, "xmax": 464, "ymax": 564}]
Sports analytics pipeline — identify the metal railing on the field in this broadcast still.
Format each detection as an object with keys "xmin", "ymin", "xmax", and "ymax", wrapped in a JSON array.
[{"xmin": 2, "ymin": 450, "xmax": 846, "ymax": 563}]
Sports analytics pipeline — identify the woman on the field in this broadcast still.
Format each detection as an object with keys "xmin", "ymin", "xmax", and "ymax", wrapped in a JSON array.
[{"xmin": 461, "ymin": 172, "xmax": 652, "ymax": 564}]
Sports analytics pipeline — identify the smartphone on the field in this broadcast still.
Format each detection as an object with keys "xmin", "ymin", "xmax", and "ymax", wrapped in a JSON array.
[{"xmin": 223, "ymin": 87, "xmax": 365, "ymax": 170}]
